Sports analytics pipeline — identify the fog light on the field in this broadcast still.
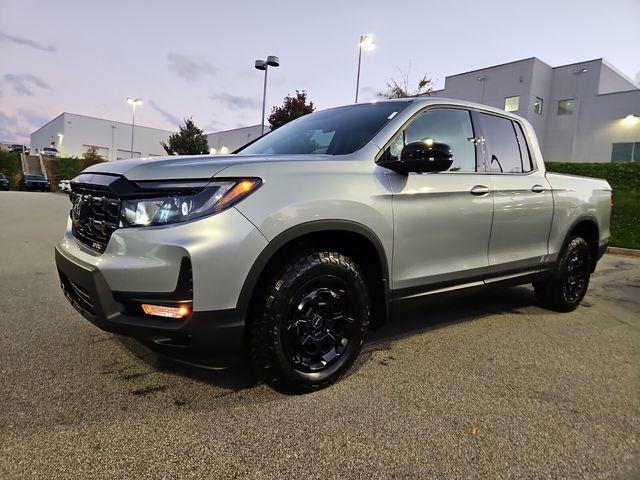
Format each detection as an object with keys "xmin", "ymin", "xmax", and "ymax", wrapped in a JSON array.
[{"xmin": 141, "ymin": 304, "xmax": 190, "ymax": 319}]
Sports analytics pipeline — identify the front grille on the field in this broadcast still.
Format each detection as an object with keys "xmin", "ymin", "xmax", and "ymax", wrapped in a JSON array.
[
  {"xmin": 59, "ymin": 271, "xmax": 96, "ymax": 317},
  {"xmin": 70, "ymin": 183, "xmax": 121, "ymax": 253}
]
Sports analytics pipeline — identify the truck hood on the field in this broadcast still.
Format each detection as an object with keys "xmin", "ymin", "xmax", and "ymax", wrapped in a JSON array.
[{"xmin": 82, "ymin": 154, "xmax": 331, "ymax": 181}]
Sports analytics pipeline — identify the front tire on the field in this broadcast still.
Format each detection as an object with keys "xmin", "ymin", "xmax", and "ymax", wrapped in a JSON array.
[
  {"xmin": 249, "ymin": 250, "xmax": 370, "ymax": 392},
  {"xmin": 534, "ymin": 237, "xmax": 592, "ymax": 312}
]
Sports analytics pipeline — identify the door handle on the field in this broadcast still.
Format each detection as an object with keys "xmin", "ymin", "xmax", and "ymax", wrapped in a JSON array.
[
  {"xmin": 470, "ymin": 185, "xmax": 490, "ymax": 196},
  {"xmin": 531, "ymin": 184, "xmax": 546, "ymax": 193}
]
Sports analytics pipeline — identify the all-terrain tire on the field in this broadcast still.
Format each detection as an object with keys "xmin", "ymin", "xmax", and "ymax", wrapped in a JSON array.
[
  {"xmin": 249, "ymin": 250, "xmax": 370, "ymax": 392},
  {"xmin": 533, "ymin": 236, "xmax": 592, "ymax": 312}
]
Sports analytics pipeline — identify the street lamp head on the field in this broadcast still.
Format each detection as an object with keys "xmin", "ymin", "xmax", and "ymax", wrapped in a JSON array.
[
  {"xmin": 359, "ymin": 34, "xmax": 376, "ymax": 51},
  {"xmin": 266, "ymin": 55, "xmax": 280, "ymax": 67},
  {"xmin": 127, "ymin": 97, "xmax": 143, "ymax": 106},
  {"xmin": 623, "ymin": 114, "xmax": 639, "ymax": 126},
  {"xmin": 254, "ymin": 60, "xmax": 267, "ymax": 71}
]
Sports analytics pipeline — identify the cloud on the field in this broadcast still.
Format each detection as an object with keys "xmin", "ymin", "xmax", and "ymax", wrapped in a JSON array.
[
  {"xmin": 3, "ymin": 73, "xmax": 50, "ymax": 96},
  {"xmin": 148, "ymin": 100, "xmax": 181, "ymax": 127},
  {"xmin": 0, "ymin": 112, "xmax": 30, "ymax": 142},
  {"xmin": 203, "ymin": 119, "xmax": 228, "ymax": 132},
  {"xmin": 210, "ymin": 93, "xmax": 260, "ymax": 111},
  {"xmin": 17, "ymin": 108, "xmax": 50, "ymax": 128},
  {"xmin": 0, "ymin": 31, "xmax": 56, "ymax": 52},
  {"xmin": 167, "ymin": 53, "xmax": 217, "ymax": 81}
]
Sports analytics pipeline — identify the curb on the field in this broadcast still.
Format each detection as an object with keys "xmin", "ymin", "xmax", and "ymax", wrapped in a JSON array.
[{"xmin": 607, "ymin": 246, "xmax": 640, "ymax": 258}]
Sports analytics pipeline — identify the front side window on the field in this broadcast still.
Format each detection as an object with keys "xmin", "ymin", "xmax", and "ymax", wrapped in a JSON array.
[
  {"xmin": 557, "ymin": 99, "xmax": 575, "ymax": 115},
  {"xmin": 237, "ymin": 102, "xmax": 410, "ymax": 156},
  {"xmin": 403, "ymin": 108, "xmax": 477, "ymax": 172},
  {"xmin": 504, "ymin": 96, "xmax": 520, "ymax": 112},
  {"xmin": 533, "ymin": 97, "xmax": 543, "ymax": 115},
  {"xmin": 477, "ymin": 113, "xmax": 524, "ymax": 173}
]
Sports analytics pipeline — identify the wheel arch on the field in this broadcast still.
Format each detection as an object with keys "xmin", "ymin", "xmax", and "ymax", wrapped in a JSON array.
[
  {"xmin": 237, "ymin": 220, "xmax": 391, "ymax": 328},
  {"xmin": 565, "ymin": 214, "xmax": 600, "ymax": 271}
]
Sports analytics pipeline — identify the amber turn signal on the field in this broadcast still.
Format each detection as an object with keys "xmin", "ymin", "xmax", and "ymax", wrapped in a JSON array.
[{"xmin": 141, "ymin": 304, "xmax": 190, "ymax": 319}]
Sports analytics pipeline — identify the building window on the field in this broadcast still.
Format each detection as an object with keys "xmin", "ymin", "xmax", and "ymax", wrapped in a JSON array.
[
  {"xmin": 557, "ymin": 99, "xmax": 575, "ymax": 115},
  {"xmin": 533, "ymin": 97, "xmax": 543, "ymax": 115},
  {"xmin": 504, "ymin": 96, "xmax": 519, "ymax": 112},
  {"xmin": 611, "ymin": 142, "xmax": 640, "ymax": 162}
]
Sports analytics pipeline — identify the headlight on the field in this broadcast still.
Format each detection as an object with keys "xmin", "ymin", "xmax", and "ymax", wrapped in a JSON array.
[{"xmin": 119, "ymin": 178, "xmax": 261, "ymax": 227}]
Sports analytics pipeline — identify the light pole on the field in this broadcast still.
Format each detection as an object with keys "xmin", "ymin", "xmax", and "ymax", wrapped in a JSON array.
[
  {"xmin": 355, "ymin": 34, "xmax": 375, "ymax": 103},
  {"xmin": 254, "ymin": 56, "xmax": 280, "ymax": 135},
  {"xmin": 126, "ymin": 97, "xmax": 143, "ymax": 158},
  {"xmin": 110, "ymin": 125, "xmax": 117, "ymax": 160}
]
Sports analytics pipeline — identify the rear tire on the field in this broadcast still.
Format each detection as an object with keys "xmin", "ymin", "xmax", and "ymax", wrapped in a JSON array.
[
  {"xmin": 249, "ymin": 250, "xmax": 370, "ymax": 392},
  {"xmin": 533, "ymin": 237, "xmax": 592, "ymax": 312}
]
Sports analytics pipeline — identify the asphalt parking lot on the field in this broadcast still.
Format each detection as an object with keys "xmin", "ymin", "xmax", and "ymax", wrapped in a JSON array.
[{"xmin": 1, "ymin": 191, "xmax": 638, "ymax": 479}]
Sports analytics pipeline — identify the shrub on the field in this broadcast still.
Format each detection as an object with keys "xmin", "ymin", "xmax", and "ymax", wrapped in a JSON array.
[
  {"xmin": 546, "ymin": 162, "xmax": 639, "ymax": 249},
  {"xmin": 0, "ymin": 150, "xmax": 23, "ymax": 189}
]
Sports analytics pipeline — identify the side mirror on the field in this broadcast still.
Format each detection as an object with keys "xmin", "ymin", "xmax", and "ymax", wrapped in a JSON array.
[{"xmin": 380, "ymin": 141, "xmax": 453, "ymax": 174}]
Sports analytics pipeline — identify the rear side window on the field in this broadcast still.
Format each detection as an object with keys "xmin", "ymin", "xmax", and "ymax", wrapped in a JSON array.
[
  {"xmin": 477, "ymin": 113, "xmax": 525, "ymax": 173},
  {"xmin": 404, "ymin": 108, "xmax": 477, "ymax": 172}
]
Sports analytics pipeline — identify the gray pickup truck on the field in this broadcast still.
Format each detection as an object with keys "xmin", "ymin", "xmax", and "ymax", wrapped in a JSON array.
[{"xmin": 55, "ymin": 98, "xmax": 612, "ymax": 391}]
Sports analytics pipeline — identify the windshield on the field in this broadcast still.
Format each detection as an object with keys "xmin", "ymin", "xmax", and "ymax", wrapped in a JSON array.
[
  {"xmin": 43, "ymin": 148, "xmax": 57, "ymax": 152},
  {"xmin": 26, "ymin": 175, "xmax": 45, "ymax": 180},
  {"xmin": 237, "ymin": 101, "xmax": 410, "ymax": 156},
  {"xmin": 0, "ymin": 173, "xmax": 6, "ymax": 179}
]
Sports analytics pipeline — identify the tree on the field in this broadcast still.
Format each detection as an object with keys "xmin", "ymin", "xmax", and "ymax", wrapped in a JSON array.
[
  {"xmin": 161, "ymin": 117, "xmax": 209, "ymax": 155},
  {"xmin": 379, "ymin": 68, "xmax": 436, "ymax": 99},
  {"xmin": 268, "ymin": 90, "xmax": 315, "ymax": 130},
  {"xmin": 80, "ymin": 146, "xmax": 105, "ymax": 169}
]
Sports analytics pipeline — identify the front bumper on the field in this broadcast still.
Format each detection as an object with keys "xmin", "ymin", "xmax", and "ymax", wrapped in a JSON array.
[
  {"xmin": 56, "ymin": 245, "xmax": 245, "ymax": 356},
  {"xmin": 55, "ymin": 206, "xmax": 269, "ymax": 357},
  {"xmin": 24, "ymin": 184, "xmax": 50, "ymax": 191}
]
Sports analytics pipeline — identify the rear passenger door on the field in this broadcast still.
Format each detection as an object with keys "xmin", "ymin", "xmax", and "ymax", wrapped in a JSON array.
[{"xmin": 473, "ymin": 112, "xmax": 554, "ymax": 275}]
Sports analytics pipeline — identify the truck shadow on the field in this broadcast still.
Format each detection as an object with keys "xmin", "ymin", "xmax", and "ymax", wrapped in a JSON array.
[{"xmin": 116, "ymin": 285, "xmax": 542, "ymax": 394}]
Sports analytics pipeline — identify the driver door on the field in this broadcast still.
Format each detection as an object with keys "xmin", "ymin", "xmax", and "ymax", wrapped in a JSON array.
[{"xmin": 385, "ymin": 108, "xmax": 494, "ymax": 297}]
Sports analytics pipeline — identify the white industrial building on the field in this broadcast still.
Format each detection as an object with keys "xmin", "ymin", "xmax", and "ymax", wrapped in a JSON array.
[
  {"xmin": 29, "ymin": 113, "xmax": 265, "ymax": 160},
  {"xmin": 206, "ymin": 124, "xmax": 268, "ymax": 154},
  {"xmin": 30, "ymin": 113, "xmax": 173, "ymax": 160},
  {"xmin": 430, "ymin": 57, "xmax": 640, "ymax": 163}
]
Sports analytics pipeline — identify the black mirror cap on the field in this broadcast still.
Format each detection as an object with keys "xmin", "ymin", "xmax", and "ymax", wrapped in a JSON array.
[{"xmin": 379, "ymin": 141, "xmax": 453, "ymax": 174}]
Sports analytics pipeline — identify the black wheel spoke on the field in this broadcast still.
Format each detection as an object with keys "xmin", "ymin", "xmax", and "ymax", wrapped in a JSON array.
[{"xmin": 282, "ymin": 280, "xmax": 360, "ymax": 374}]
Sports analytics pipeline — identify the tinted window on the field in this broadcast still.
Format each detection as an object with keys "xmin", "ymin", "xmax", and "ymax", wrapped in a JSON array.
[
  {"xmin": 477, "ymin": 113, "xmax": 523, "ymax": 173},
  {"xmin": 504, "ymin": 96, "xmax": 520, "ymax": 112},
  {"xmin": 514, "ymin": 122, "xmax": 533, "ymax": 172},
  {"xmin": 533, "ymin": 97, "xmax": 543, "ymax": 115},
  {"xmin": 557, "ymin": 99, "xmax": 574, "ymax": 115},
  {"xmin": 25, "ymin": 175, "xmax": 45, "ymax": 180},
  {"xmin": 611, "ymin": 143, "xmax": 633, "ymax": 162},
  {"xmin": 238, "ymin": 102, "xmax": 410, "ymax": 155},
  {"xmin": 404, "ymin": 108, "xmax": 477, "ymax": 172}
]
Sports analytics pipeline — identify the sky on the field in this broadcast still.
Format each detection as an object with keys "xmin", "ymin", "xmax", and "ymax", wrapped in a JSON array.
[{"xmin": 1, "ymin": 0, "xmax": 639, "ymax": 143}]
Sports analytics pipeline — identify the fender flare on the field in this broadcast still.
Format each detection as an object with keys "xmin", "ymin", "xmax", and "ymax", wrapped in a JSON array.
[{"xmin": 235, "ymin": 220, "xmax": 390, "ymax": 317}]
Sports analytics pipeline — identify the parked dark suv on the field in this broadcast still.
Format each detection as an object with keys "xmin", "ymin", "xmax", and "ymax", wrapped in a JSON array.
[
  {"xmin": 9, "ymin": 144, "xmax": 28, "ymax": 153},
  {"xmin": 0, "ymin": 173, "xmax": 9, "ymax": 191},
  {"xmin": 20, "ymin": 174, "xmax": 50, "ymax": 192}
]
